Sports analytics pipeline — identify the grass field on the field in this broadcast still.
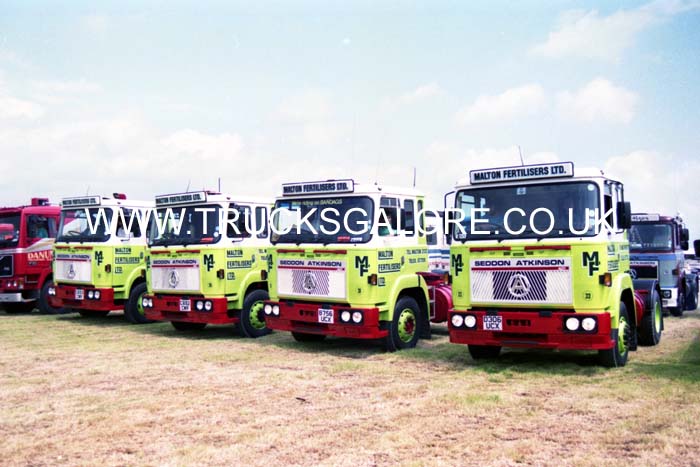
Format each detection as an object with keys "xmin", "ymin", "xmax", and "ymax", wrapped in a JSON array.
[{"xmin": 1, "ymin": 309, "xmax": 699, "ymax": 467}]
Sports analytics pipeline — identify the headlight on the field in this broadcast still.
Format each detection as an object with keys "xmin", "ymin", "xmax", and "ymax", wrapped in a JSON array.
[
  {"xmin": 264, "ymin": 304, "xmax": 273, "ymax": 315},
  {"xmin": 581, "ymin": 317, "xmax": 596, "ymax": 331},
  {"xmin": 88, "ymin": 290, "xmax": 94, "ymax": 299},
  {"xmin": 94, "ymin": 290, "xmax": 101, "ymax": 300},
  {"xmin": 196, "ymin": 301, "xmax": 204, "ymax": 311},
  {"xmin": 565, "ymin": 317, "xmax": 580, "ymax": 331},
  {"xmin": 451, "ymin": 314, "xmax": 464, "ymax": 328},
  {"xmin": 48, "ymin": 287, "xmax": 56, "ymax": 296},
  {"xmin": 352, "ymin": 311, "xmax": 362, "ymax": 323},
  {"xmin": 148, "ymin": 298, "xmax": 154, "ymax": 307},
  {"xmin": 142, "ymin": 297, "xmax": 149, "ymax": 307},
  {"xmin": 340, "ymin": 310, "xmax": 351, "ymax": 322},
  {"xmin": 272, "ymin": 305, "xmax": 280, "ymax": 316},
  {"xmin": 204, "ymin": 300, "xmax": 213, "ymax": 311},
  {"xmin": 464, "ymin": 315, "xmax": 477, "ymax": 328}
]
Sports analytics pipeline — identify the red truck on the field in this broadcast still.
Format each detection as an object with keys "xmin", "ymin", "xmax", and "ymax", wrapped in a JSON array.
[{"xmin": 0, "ymin": 198, "xmax": 63, "ymax": 314}]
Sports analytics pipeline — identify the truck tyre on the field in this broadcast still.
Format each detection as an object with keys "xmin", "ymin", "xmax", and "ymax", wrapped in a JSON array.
[
  {"xmin": 4, "ymin": 302, "xmax": 35, "ymax": 313},
  {"xmin": 468, "ymin": 345, "xmax": 501, "ymax": 360},
  {"xmin": 638, "ymin": 289, "xmax": 662, "ymax": 346},
  {"xmin": 171, "ymin": 321, "xmax": 207, "ymax": 331},
  {"xmin": 238, "ymin": 289, "xmax": 271, "ymax": 338},
  {"xmin": 384, "ymin": 296, "xmax": 421, "ymax": 351},
  {"xmin": 291, "ymin": 332, "xmax": 326, "ymax": 342},
  {"xmin": 38, "ymin": 279, "xmax": 66, "ymax": 315},
  {"xmin": 78, "ymin": 310, "xmax": 110, "ymax": 317},
  {"xmin": 685, "ymin": 279, "xmax": 698, "ymax": 311},
  {"xmin": 599, "ymin": 303, "xmax": 631, "ymax": 368},
  {"xmin": 124, "ymin": 282, "xmax": 152, "ymax": 324},
  {"xmin": 670, "ymin": 289, "xmax": 685, "ymax": 317}
]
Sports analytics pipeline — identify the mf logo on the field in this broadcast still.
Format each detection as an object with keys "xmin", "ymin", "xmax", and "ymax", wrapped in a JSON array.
[
  {"xmin": 204, "ymin": 254, "xmax": 215, "ymax": 272},
  {"xmin": 451, "ymin": 254, "xmax": 464, "ymax": 276},
  {"xmin": 355, "ymin": 256, "xmax": 369, "ymax": 276},
  {"xmin": 583, "ymin": 251, "xmax": 600, "ymax": 277},
  {"xmin": 95, "ymin": 251, "xmax": 104, "ymax": 266}
]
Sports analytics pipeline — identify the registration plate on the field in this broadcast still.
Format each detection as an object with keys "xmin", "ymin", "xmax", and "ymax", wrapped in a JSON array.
[
  {"xmin": 318, "ymin": 308, "xmax": 334, "ymax": 324},
  {"xmin": 74, "ymin": 289, "xmax": 84, "ymax": 300},
  {"xmin": 483, "ymin": 315, "xmax": 503, "ymax": 331},
  {"xmin": 179, "ymin": 299, "xmax": 191, "ymax": 312}
]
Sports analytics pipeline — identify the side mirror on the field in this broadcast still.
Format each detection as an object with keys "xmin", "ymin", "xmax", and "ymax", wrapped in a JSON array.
[
  {"xmin": 617, "ymin": 201, "xmax": 632, "ymax": 230},
  {"xmin": 682, "ymin": 228, "xmax": 689, "ymax": 242},
  {"xmin": 681, "ymin": 240, "xmax": 689, "ymax": 251},
  {"xmin": 694, "ymin": 239, "xmax": 700, "ymax": 258}
]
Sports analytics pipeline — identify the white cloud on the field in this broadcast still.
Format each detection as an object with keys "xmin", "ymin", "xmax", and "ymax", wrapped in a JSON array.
[
  {"xmin": 557, "ymin": 78, "xmax": 638, "ymax": 123},
  {"xmin": 81, "ymin": 14, "xmax": 110, "ymax": 34},
  {"xmin": 33, "ymin": 79, "xmax": 102, "ymax": 95},
  {"xmin": 455, "ymin": 84, "xmax": 546, "ymax": 125},
  {"xmin": 605, "ymin": 150, "xmax": 700, "ymax": 245},
  {"xmin": 271, "ymin": 89, "xmax": 342, "ymax": 147},
  {"xmin": 531, "ymin": 0, "xmax": 700, "ymax": 61},
  {"xmin": 379, "ymin": 82, "xmax": 442, "ymax": 113},
  {"xmin": 0, "ymin": 94, "xmax": 44, "ymax": 120}
]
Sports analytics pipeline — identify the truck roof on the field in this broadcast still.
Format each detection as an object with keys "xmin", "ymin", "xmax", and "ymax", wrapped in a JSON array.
[
  {"xmin": 632, "ymin": 213, "xmax": 682, "ymax": 224},
  {"xmin": 155, "ymin": 191, "xmax": 271, "ymax": 207},
  {"xmin": 454, "ymin": 162, "xmax": 621, "ymax": 190},
  {"xmin": 0, "ymin": 198, "xmax": 60, "ymax": 216},
  {"xmin": 278, "ymin": 179, "xmax": 424, "ymax": 199},
  {"xmin": 61, "ymin": 195, "xmax": 153, "ymax": 209}
]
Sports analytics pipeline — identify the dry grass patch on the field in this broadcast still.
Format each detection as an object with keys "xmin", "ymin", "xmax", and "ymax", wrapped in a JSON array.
[{"xmin": 0, "ymin": 309, "xmax": 699, "ymax": 466}]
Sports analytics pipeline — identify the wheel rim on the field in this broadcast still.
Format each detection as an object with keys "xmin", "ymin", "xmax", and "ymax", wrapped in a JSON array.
[
  {"xmin": 249, "ymin": 300, "xmax": 266, "ymax": 330},
  {"xmin": 654, "ymin": 301, "xmax": 662, "ymax": 333},
  {"xmin": 397, "ymin": 308, "xmax": 416, "ymax": 343},
  {"xmin": 617, "ymin": 316, "xmax": 629, "ymax": 354}
]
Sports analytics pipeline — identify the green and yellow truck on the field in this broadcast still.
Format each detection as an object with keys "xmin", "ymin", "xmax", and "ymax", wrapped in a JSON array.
[
  {"xmin": 447, "ymin": 162, "xmax": 662, "ymax": 367},
  {"xmin": 263, "ymin": 179, "xmax": 451, "ymax": 351},
  {"xmin": 142, "ymin": 191, "xmax": 272, "ymax": 337},
  {"xmin": 50, "ymin": 194, "xmax": 153, "ymax": 323}
]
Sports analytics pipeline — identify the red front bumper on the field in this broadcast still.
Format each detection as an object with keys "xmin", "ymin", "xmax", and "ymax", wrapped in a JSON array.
[
  {"xmin": 143, "ymin": 294, "xmax": 233, "ymax": 324},
  {"xmin": 448, "ymin": 310, "xmax": 614, "ymax": 350},
  {"xmin": 264, "ymin": 300, "xmax": 387, "ymax": 339},
  {"xmin": 50, "ymin": 284, "xmax": 117, "ymax": 311}
]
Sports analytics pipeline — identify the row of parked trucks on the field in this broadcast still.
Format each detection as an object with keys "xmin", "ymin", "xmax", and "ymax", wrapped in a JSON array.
[{"xmin": 2, "ymin": 162, "xmax": 697, "ymax": 367}]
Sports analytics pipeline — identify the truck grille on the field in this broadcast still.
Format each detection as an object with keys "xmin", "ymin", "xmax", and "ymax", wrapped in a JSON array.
[
  {"xmin": 55, "ymin": 254, "xmax": 92, "ymax": 283},
  {"xmin": 277, "ymin": 259, "xmax": 346, "ymax": 300},
  {"xmin": 470, "ymin": 257, "xmax": 572, "ymax": 305},
  {"xmin": 0, "ymin": 255, "xmax": 12, "ymax": 277},
  {"xmin": 151, "ymin": 259, "xmax": 201, "ymax": 292},
  {"xmin": 630, "ymin": 261, "xmax": 658, "ymax": 280}
]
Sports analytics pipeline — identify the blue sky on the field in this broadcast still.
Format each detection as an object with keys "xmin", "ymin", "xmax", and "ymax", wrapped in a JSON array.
[{"xmin": 1, "ymin": 1, "xmax": 699, "ymax": 238}]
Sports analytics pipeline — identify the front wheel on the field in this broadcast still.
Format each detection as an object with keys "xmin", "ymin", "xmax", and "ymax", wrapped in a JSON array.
[
  {"xmin": 238, "ymin": 289, "xmax": 271, "ymax": 338},
  {"xmin": 599, "ymin": 303, "xmax": 631, "ymax": 367},
  {"xmin": 384, "ymin": 296, "xmax": 421, "ymax": 351},
  {"xmin": 468, "ymin": 345, "xmax": 502, "ymax": 360},
  {"xmin": 124, "ymin": 282, "xmax": 152, "ymax": 324},
  {"xmin": 638, "ymin": 289, "xmax": 663, "ymax": 346},
  {"xmin": 38, "ymin": 279, "xmax": 66, "ymax": 314},
  {"xmin": 171, "ymin": 321, "xmax": 207, "ymax": 331}
]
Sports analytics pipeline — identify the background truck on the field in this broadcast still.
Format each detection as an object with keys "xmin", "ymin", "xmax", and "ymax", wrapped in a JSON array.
[
  {"xmin": 49, "ymin": 194, "xmax": 154, "ymax": 323},
  {"xmin": 263, "ymin": 179, "xmax": 452, "ymax": 351},
  {"xmin": 629, "ymin": 214, "xmax": 698, "ymax": 316},
  {"xmin": 448, "ymin": 162, "xmax": 662, "ymax": 367},
  {"xmin": 142, "ymin": 191, "xmax": 272, "ymax": 337},
  {"xmin": 0, "ymin": 198, "xmax": 63, "ymax": 314}
]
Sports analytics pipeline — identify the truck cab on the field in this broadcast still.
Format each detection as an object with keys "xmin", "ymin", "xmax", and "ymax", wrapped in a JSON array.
[
  {"xmin": 630, "ymin": 214, "xmax": 697, "ymax": 316},
  {"xmin": 448, "ymin": 162, "xmax": 662, "ymax": 367},
  {"xmin": 0, "ymin": 198, "xmax": 62, "ymax": 314},
  {"xmin": 263, "ymin": 179, "xmax": 451, "ymax": 351},
  {"xmin": 142, "ymin": 191, "xmax": 272, "ymax": 337},
  {"xmin": 50, "ymin": 194, "xmax": 154, "ymax": 322}
]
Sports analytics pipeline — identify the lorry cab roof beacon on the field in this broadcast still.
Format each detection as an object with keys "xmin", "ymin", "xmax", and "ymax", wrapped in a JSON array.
[
  {"xmin": 50, "ymin": 193, "xmax": 155, "ymax": 323},
  {"xmin": 448, "ymin": 161, "xmax": 664, "ymax": 367},
  {"xmin": 144, "ymin": 191, "xmax": 274, "ymax": 337},
  {"xmin": 0, "ymin": 198, "xmax": 62, "ymax": 314},
  {"xmin": 265, "ymin": 178, "xmax": 453, "ymax": 351}
]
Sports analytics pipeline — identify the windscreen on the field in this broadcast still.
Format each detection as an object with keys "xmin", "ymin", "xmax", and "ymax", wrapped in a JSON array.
[
  {"xmin": 629, "ymin": 223, "xmax": 673, "ymax": 251},
  {"xmin": 149, "ymin": 205, "xmax": 222, "ymax": 246},
  {"xmin": 57, "ymin": 208, "xmax": 113, "ymax": 243},
  {"xmin": 0, "ymin": 214, "xmax": 21, "ymax": 247},
  {"xmin": 453, "ymin": 181, "xmax": 600, "ymax": 241},
  {"xmin": 271, "ymin": 196, "xmax": 373, "ymax": 244}
]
